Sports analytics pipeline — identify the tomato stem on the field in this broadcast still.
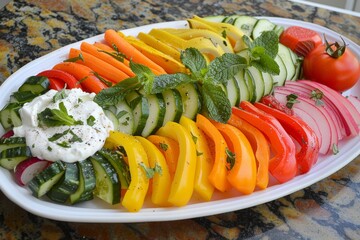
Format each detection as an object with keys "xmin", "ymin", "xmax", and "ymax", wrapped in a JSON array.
[{"xmin": 324, "ymin": 35, "xmax": 346, "ymax": 58}]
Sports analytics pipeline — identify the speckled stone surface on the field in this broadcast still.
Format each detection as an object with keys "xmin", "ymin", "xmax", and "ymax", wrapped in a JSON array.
[{"xmin": 0, "ymin": 0, "xmax": 360, "ymax": 239}]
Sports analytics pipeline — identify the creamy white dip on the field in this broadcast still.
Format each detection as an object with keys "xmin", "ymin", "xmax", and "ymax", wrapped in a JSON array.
[{"xmin": 13, "ymin": 89, "xmax": 114, "ymax": 163}]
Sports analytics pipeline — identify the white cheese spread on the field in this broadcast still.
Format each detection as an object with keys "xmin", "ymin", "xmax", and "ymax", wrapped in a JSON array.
[{"xmin": 13, "ymin": 89, "xmax": 114, "ymax": 163}]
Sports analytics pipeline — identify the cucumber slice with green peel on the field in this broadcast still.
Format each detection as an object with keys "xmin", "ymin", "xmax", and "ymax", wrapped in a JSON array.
[
  {"xmin": 203, "ymin": 15, "xmax": 227, "ymax": 23},
  {"xmin": 98, "ymin": 148, "xmax": 130, "ymax": 190},
  {"xmin": 262, "ymin": 71, "xmax": 275, "ymax": 96},
  {"xmin": 0, "ymin": 146, "xmax": 31, "ymax": 170},
  {"xmin": 233, "ymin": 16, "xmax": 258, "ymax": 37},
  {"xmin": 46, "ymin": 162, "xmax": 80, "ymax": 203},
  {"xmin": 69, "ymin": 159, "xmax": 96, "ymax": 205},
  {"xmin": 18, "ymin": 76, "xmax": 50, "ymax": 94},
  {"xmin": 0, "ymin": 137, "xmax": 26, "ymax": 152},
  {"xmin": 246, "ymin": 66, "xmax": 265, "ymax": 102},
  {"xmin": 0, "ymin": 102, "xmax": 22, "ymax": 130},
  {"xmin": 28, "ymin": 161, "xmax": 66, "ymax": 198},
  {"xmin": 244, "ymin": 70, "xmax": 256, "ymax": 102},
  {"xmin": 141, "ymin": 93, "xmax": 166, "ymax": 137},
  {"xmin": 104, "ymin": 110, "xmax": 119, "ymax": 131},
  {"xmin": 10, "ymin": 91, "xmax": 39, "ymax": 104},
  {"xmin": 176, "ymin": 83, "xmax": 201, "ymax": 120},
  {"xmin": 272, "ymin": 55, "xmax": 287, "ymax": 87},
  {"xmin": 114, "ymin": 101, "xmax": 135, "ymax": 135},
  {"xmin": 252, "ymin": 19, "xmax": 276, "ymax": 39},
  {"xmin": 277, "ymin": 43, "xmax": 296, "ymax": 81},
  {"xmin": 225, "ymin": 77, "xmax": 240, "ymax": 107},
  {"xmin": 126, "ymin": 91, "xmax": 149, "ymax": 136},
  {"xmin": 162, "ymin": 89, "xmax": 183, "ymax": 125},
  {"xmin": 234, "ymin": 70, "xmax": 250, "ymax": 103},
  {"xmin": 274, "ymin": 25, "xmax": 284, "ymax": 37},
  {"xmin": 89, "ymin": 152, "xmax": 121, "ymax": 205}
]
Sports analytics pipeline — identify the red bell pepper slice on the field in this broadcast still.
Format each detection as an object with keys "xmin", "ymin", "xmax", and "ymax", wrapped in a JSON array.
[
  {"xmin": 254, "ymin": 102, "xmax": 319, "ymax": 173},
  {"xmin": 37, "ymin": 69, "xmax": 82, "ymax": 90},
  {"xmin": 233, "ymin": 101, "xmax": 297, "ymax": 183}
]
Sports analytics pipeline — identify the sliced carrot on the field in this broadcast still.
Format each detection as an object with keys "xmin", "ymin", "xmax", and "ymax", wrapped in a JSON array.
[
  {"xmin": 52, "ymin": 62, "xmax": 107, "ymax": 94},
  {"xmin": 80, "ymin": 42, "xmax": 135, "ymax": 77},
  {"xmin": 104, "ymin": 29, "xmax": 167, "ymax": 75},
  {"xmin": 196, "ymin": 114, "xmax": 231, "ymax": 192},
  {"xmin": 68, "ymin": 48, "xmax": 129, "ymax": 84},
  {"xmin": 147, "ymin": 135, "xmax": 179, "ymax": 179}
]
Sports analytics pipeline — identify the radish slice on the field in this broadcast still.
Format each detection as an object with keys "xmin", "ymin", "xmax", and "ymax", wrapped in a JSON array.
[
  {"xmin": 347, "ymin": 95, "xmax": 360, "ymax": 114},
  {"xmin": 1, "ymin": 130, "xmax": 14, "ymax": 139},
  {"xmin": 273, "ymin": 89, "xmax": 335, "ymax": 154},
  {"xmin": 14, "ymin": 157, "xmax": 51, "ymax": 186}
]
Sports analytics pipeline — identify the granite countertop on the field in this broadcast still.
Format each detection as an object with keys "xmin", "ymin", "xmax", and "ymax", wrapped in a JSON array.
[{"xmin": 1, "ymin": 0, "xmax": 360, "ymax": 239}]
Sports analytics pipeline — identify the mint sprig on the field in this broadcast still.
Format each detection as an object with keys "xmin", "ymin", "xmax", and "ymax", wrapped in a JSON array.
[
  {"xmin": 243, "ymin": 31, "xmax": 280, "ymax": 75},
  {"xmin": 38, "ymin": 102, "xmax": 83, "ymax": 127}
]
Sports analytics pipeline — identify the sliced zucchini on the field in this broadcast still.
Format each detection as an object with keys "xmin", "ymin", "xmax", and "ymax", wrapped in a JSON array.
[
  {"xmin": 233, "ymin": 15, "xmax": 258, "ymax": 37},
  {"xmin": 234, "ymin": 70, "xmax": 250, "ymax": 103},
  {"xmin": 141, "ymin": 93, "xmax": 166, "ymax": 137},
  {"xmin": 277, "ymin": 43, "xmax": 296, "ymax": 80},
  {"xmin": 252, "ymin": 19, "xmax": 276, "ymax": 39},
  {"xmin": 176, "ymin": 83, "xmax": 201, "ymax": 120},
  {"xmin": 162, "ymin": 89, "xmax": 183, "ymax": 125},
  {"xmin": 246, "ymin": 66, "xmax": 265, "ymax": 102},
  {"xmin": 18, "ymin": 76, "xmax": 50, "ymax": 94},
  {"xmin": 0, "ymin": 102, "xmax": 22, "ymax": 130},
  {"xmin": 272, "ymin": 55, "xmax": 287, "ymax": 87},
  {"xmin": 89, "ymin": 152, "xmax": 121, "ymax": 205},
  {"xmin": 98, "ymin": 148, "xmax": 130, "ymax": 190},
  {"xmin": 69, "ymin": 159, "xmax": 96, "ymax": 205},
  {"xmin": 0, "ymin": 146, "xmax": 31, "ymax": 170},
  {"xmin": 28, "ymin": 161, "xmax": 66, "ymax": 198},
  {"xmin": 126, "ymin": 91, "xmax": 149, "ymax": 136},
  {"xmin": 46, "ymin": 162, "xmax": 80, "ymax": 203},
  {"xmin": 225, "ymin": 76, "xmax": 240, "ymax": 107},
  {"xmin": 114, "ymin": 101, "xmax": 135, "ymax": 135}
]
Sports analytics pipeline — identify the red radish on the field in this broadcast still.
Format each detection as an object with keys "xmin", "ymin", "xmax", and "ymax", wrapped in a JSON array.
[
  {"xmin": 1, "ymin": 130, "xmax": 14, "ymax": 138},
  {"xmin": 347, "ymin": 95, "xmax": 360, "ymax": 114},
  {"xmin": 14, "ymin": 157, "xmax": 50, "ymax": 186}
]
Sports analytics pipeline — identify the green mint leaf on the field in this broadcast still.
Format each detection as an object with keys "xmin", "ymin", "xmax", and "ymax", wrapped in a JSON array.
[
  {"xmin": 139, "ymin": 162, "xmax": 162, "ymax": 179},
  {"xmin": 286, "ymin": 93, "xmax": 299, "ymax": 109},
  {"xmin": 38, "ymin": 102, "xmax": 83, "ymax": 127},
  {"xmin": 97, "ymin": 48, "xmax": 126, "ymax": 62},
  {"xmin": 252, "ymin": 31, "xmax": 279, "ymax": 58},
  {"xmin": 150, "ymin": 73, "xmax": 194, "ymax": 94},
  {"xmin": 200, "ymin": 82, "xmax": 231, "ymax": 123},
  {"xmin": 93, "ymin": 72, "xmax": 113, "ymax": 87},
  {"xmin": 206, "ymin": 53, "xmax": 247, "ymax": 84},
  {"xmin": 129, "ymin": 61, "xmax": 155, "ymax": 94},
  {"xmin": 225, "ymin": 148, "xmax": 236, "ymax": 170},
  {"xmin": 180, "ymin": 48, "xmax": 207, "ymax": 79},
  {"xmin": 250, "ymin": 53, "xmax": 280, "ymax": 75},
  {"xmin": 53, "ymin": 88, "xmax": 67, "ymax": 102},
  {"xmin": 93, "ymin": 77, "xmax": 142, "ymax": 108},
  {"xmin": 48, "ymin": 129, "xmax": 71, "ymax": 142}
]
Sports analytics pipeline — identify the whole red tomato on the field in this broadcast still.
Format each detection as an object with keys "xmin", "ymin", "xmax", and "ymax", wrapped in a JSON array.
[{"xmin": 303, "ymin": 38, "xmax": 360, "ymax": 92}]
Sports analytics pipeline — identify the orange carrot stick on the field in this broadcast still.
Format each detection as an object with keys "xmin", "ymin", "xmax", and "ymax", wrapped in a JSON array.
[
  {"xmin": 68, "ymin": 48, "xmax": 129, "ymax": 84},
  {"xmin": 53, "ymin": 62, "xmax": 107, "ymax": 94},
  {"xmin": 104, "ymin": 29, "xmax": 167, "ymax": 75},
  {"xmin": 80, "ymin": 42, "xmax": 135, "ymax": 77}
]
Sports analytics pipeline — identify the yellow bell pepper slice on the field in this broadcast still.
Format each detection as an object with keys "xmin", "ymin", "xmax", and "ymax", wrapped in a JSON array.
[
  {"xmin": 135, "ymin": 136, "xmax": 171, "ymax": 207},
  {"xmin": 179, "ymin": 116, "xmax": 214, "ymax": 201},
  {"xmin": 156, "ymin": 121, "xmax": 197, "ymax": 206},
  {"xmin": 104, "ymin": 131, "xmax": 149, "ymax": 212}
]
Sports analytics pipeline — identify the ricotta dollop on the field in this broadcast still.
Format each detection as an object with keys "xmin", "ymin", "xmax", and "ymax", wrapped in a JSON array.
[{"xmin": 13, "ymin": 89, "xmax": 114, "ymax": 163}]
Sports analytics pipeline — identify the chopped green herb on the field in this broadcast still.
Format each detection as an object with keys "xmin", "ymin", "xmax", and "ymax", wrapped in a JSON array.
[
  {"xmin": 332, "ymin": 143, "xmax": 339, "ymax": 155},
  {"xmin": 53, "ymin": 88, "xmax": 67, "ymax": 102},
  {"xmin": 93, "ymin": 72, "xmax": 113, "ymax": 87},
  {"xmin": 139, "ymin": 162, "xmax": 162, "ymax": 179},
  {"xmin": 87, "ymin": 115, "xmax": 96, "ymax": 126},
  {"xmin": 57, "ymin": 141, "xmax": 71, "ymax": 148},
  {"xmin": 196, "ymin": 150, "xmax": 203, "ymax": 156},
  {"xmin": 310, "ymin": 89, "xmax": 325, "ymax": 106},
  {"xmin": 286, "ymin": 93, "xmax": 299, "ymax": 109},
  {"xmin": 38, "ymin": 102, "xmax": 83, "ymax": 127},
  {"xmin": 225, "ymin": 148, "xmax": 236, "ymax": 170},
  {"xmin": 190, "ymin": 132, "xmax": 198, "ymax": 144},
  {"xmin": 47, "ymin": 146, "xmax": 52, "ymax": 151},
  {"xmin": 64, "ymin": 53, "xmax": 84, "ymax": 63},
  {"xmin": 159, "ymin": 142, "xmax": 168, "ymax": 151}
]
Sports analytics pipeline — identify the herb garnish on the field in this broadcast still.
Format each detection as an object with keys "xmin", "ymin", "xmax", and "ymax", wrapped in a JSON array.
[
  {"xmin": 139, "ymin": 162, "xmax": 162, "ymax": 179},
  {"xmin": 286, "ymin": 93, "xmax": 299, "ymax": 109},
  {"xmin": 310, "ymin": 89, "xmax": 325, "ymax": 106},
  {"xmin": 64, "ymin": 53, "xmax": 84, "ymax": 63},
  {"xmin": 226, "ymin": 148, "xmax": 236, "ymax": 170},
  {"xmin": 159, "ymin": 142, "xmax": 168, "ymax": 151},
  {"xmin": 38, "ymin": 102, "xmax": 83, "ymax": 127},
  {"xmin": 87, "ymin": 115, "xmax": 96, "ymax": 126}
]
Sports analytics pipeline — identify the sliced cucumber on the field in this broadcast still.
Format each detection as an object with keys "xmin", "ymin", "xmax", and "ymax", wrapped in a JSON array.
[
  {"xmin": 46, "ymin": 162, "xmax": 80, "ymax": 203},
  {"xmin": 272, "ymin": 55, "xmax": 287, "ymax": 87},
  {"xmin": 262, "ymin": 71, "xmax": 275, "ymax": 96},
  {"xmin": 0, "ymin": 102, "xmax": 22, "ymax": 130},
  {"xmin": 0, "ymin": 146, "xmax": 31, "ymax": 170},
  {"xmin": 126, "ymin": 91, "xmax": 149, "ymax": 136},
  {"xmin": 233, "ymin": 15, "xmax": 258, "ymax": 37},
  {"xmin": 104, "ymin": 110, "xmax": 119, "ymax": 131},
  {"xmin": 18, "ymin": 76, "xmax": 50, "ymax": 94},
  {"xmin": 225, "ymin": 76, "xmax": 240, "ymax": 107},
  {"xmin": 28, "ymin": 161, "xmax": 66, "ymax": 198},
  {"xmin": 0, "ymin": 137, "xmax": 26, "ymax": 152},
  {"xmin": 98, "ymin": 148, "xmax": 130, "ymax": 190},
  {"xmin": 176, "ymin": 83, "xmax": 201, "ymax": 120},
  {"xmin": 89, "ymin": 152, "xmax": 120, "ymax": 205},
  {"xmin": 114, "ymin": 101, "xmax": 135, "ymax": 135},
  {"xmin": 234, "ymin": 70, "xmax": 250, "ymax": 103},
  {"xmin": 141, "ymin": 93, "xmax": 166, "ymax": 137},
  {"xmin": 274, "ymin": 25, "xmax": 284, "ymax": 37},
  {"xmin": 246, "ymin": 66, "xmax": 265, "ymax": 102},
  {"xmin": 203, "ymin": 15, "xmax": 227, "ymax": 23},
  {"xmin": 162, "ymin": 89, "xmax": 183, "ymax": 125},
  {"xmin": 277, "ymin": 43, "xmax": 296, "ymax": 81},
  {"xmin": 252, "ymin": 19, "xmax": 276, "ymax": 39},
  {"xmin": 244, "ymin": 70, "xmax": 256, "ymax": 102},
  {"xmin": 69, "ymin": 159, "xmax": 96, "ymax": 205},
  {"xmin": 10, "ymin": 91, "xmax": 39, "ymax": 104}
]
